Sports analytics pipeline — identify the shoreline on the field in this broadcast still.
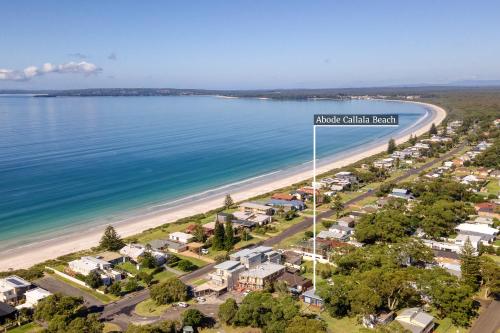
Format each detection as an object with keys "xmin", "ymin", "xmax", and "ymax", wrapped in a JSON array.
[{"xmin": 0, "ymin": 100, "xmax": 446, "ymax": 270}]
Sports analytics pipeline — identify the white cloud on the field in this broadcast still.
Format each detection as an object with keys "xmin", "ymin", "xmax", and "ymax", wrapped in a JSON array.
[{"xmin": 0, "ymin": 61, "xmax": 102, "ymax": 81}]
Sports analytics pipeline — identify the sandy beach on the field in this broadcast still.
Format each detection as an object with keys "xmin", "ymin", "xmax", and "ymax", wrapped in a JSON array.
[{"xmin": 0, "ymin": 100, "xmax": 446, "ymax": 270}]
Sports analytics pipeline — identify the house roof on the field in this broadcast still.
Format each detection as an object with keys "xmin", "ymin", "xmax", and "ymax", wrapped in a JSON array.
[
  {"xmin": 214, "ymin": 260, "xmax": 242, "ymax": 271},
  {"xmin": 302, "ymin": 289, "xmax": 323, "ymax": 300},
  {"xmin": 0, "ymin": 301, "xmax": 16, "ymax": 317},
  {"xmin": 96, "ymin": 251, "xmax": 123, "ymax": 262},
  {"xmin": 456, "ymin": 223, "xmax": 498, "ymax": 236},
  {"xmin": 0, "ymin": 275, "xmax": 31, "ymax": 290},
  {"xmin": 278, "ymin": 271, "xmax": 311, "ymax": 288},
  {"xmin": 239, "ymin": 202, "xmax": 271, "ymax": 210},
  {"xmin": 239, "ymin": 262, "xmax": 285, "ymax": 279},
  {"xmin": 396, "ymin": 308, "xmax": 434, "ymax": 333}
]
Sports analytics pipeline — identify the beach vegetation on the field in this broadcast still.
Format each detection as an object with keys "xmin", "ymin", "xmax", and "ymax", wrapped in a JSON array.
[
  {"xmin": 99, "ymin": 225, "xmax": 125, "ymax": 251},
  {"xmin": 224, "ymin": 220, "xmax": 235, "ymax": 250},
  {"xmin": 430, "ymin": 122, "xmax": 438, "ymax": 135},
  {"xmin": 224, "ymin": 194, "xmax": 234, "ymax": 209},
  {"xmin": 387, "ymin": 138, "xmax": 396, "ymax": 154}
]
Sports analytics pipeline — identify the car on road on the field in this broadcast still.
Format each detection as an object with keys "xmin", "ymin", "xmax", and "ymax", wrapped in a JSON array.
[
  {"xmin": 177, "ymin": 302, "xmax": 188, "ymax": 308},
  {"xmin": 195, "ymin": 297, "xmax": 206, "ymax": 303},
  {"xmin": 201, "ymin": 248, "xmax": 209, "ymax": 255}
]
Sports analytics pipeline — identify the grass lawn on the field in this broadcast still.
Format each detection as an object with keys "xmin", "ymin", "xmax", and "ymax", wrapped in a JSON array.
[
  {"xmin": 153, "ymin": 269, "xmax": 177, "ymax": 282},
  {"xmin": 483, "ymin": 254, "xmax": 500, "ymax": 264},
  {"xmin": 103, "ymin": 322, "xmax": 122, "ymax": 333},
  {"xmin": 52, "ymin": 273, "xmax": 117, "ymax": 303},
  {"xmin": 7, "ymin": 323, "xmax": 43, "ymax": 333},
  {"xmin": 433, "ymin": 317, "xmax": 468, "ymax": 333},
  {"xmin": 485, "ymin": 179, "xmax": 500, "ymax": 194},
  {"xmin": 175, "ymin": 253, "xmax": 210, "ymax": 267},
  {"xmin": 135, "ymin": 298, "xmax": 171, "ymax": 317},
  {"xmin": 320, "ymin": 313, "xmax": 364, "ymax": 333},
  {"xmin": 116, "ymin": 261, "xmax": 156, "ymax": 275}
]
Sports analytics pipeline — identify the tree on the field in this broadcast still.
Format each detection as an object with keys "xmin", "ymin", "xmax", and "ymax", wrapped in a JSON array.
[
  {"xmin": 224, "ymin": 220, "xmax": 235, "ymax": 250},
  {"xmin": 85, "ymin": 270, "xmax": 103, "ymax": 289},
  {"xmin": 212, "ymin": 221, "xmax": 225, "ymax": 250},
  {"xmin": 182, "ymin": 308, "xmax": 205, "ymax": 328},
  {"xmin": 177, "ymin": 259, "xmax": 198, "ymax": 272},
  {"xmin": 124, "ymin": 277, "xmax": 140, "ymax": 292},
  {"xmin": 218, "ymin": 298, "xmax": 238, "ymax": 324},
  {"xmin": 126, "ymin": 321, "xmax": 178, "ymax": 333},
  {"xmin": 224, "ymin": 194, "xmax": 234, "ymax": 209},
  {"xmin": 460, "ymin": 238, "xmax": 481, "ymax": 291},
  {"xmin": 150, "ymin": 278, "xmax": 188, "ymax": 305},
  {"xmin": 35, "ymin": 294, "xmax": 84, "ymax": 321},
  {"xmin": 109, "ymin": 281, "xmax": 122, "ymax": 296},
  {"xmin": 285, "ymin": 316, "xmax": 327, "ymax": 333},
  {"xmin": 330, "ymin": 194, "xmax": 344, "ymax": 218},
  {"xmin": 409, "ymin": 134, "xmax": 417, "ymax": 145},
  {"xmin": 192, "ymin": 223, "xmax": 206, "ymax": 243},
  {"xmin": 139, "ymin": 252, "xmax": 157, "ymax": 269},
  {"xmin": 99, "ymin": 225, "xmax": 125, "ymax": 251},
  {"xmin": 480, "ymin": 256, "xmax": 500, "ymax": 298},
  {"xmin": 429, "ymin": 122, "xmax": 438, "ymax": 135},
  {"xmin": 387, "ymin": 138, "xmax": 397, "ymax": 154},
  {"xmin": 354, "ymin": 209, "xmax": 412, "ymax": 244}
]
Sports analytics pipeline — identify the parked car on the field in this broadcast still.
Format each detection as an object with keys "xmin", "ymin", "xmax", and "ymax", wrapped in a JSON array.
[
  {"xmin": 177, "ymin": 302, "xmax": 188, "ymax": 308},
  {"xmin": 201, "ymin": 248, "xmax": 209, "ymax": 255},
  {"xmin": 195, "ymin": 297, "xmax": 206, "ymax": 303}
]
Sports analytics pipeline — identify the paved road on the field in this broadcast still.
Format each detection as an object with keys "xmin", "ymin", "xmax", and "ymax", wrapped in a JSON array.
[
  {"xmin": 470, "ymin": 300, "xmax": 500, "ymax": 333},
  {"xmin": 100, "ymin": 143, "xmax": 467, "ymax": 325},
  {"xmin": 36, "ymin": 275, "xmax": 103, "ymax": 308}
]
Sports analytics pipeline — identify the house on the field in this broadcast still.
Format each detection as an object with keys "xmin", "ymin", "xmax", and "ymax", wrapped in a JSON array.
[
  {"xmin": 150, "ymin": 238, "xmax": 186, "ymax": 253},
  {"xmin": 215, "ymin": 212, "xmax": 233, "ymax": 224},
  {"xmin": 455, "ymin": 223, "xmax": 498, "ymax": 243},
  {"xmin": 169, "ymin": 232, "xmax": 194, "ymax": 244},
  {"xmin": 119, "ymin": 244, "xmax": 146, "ymax": 262},
  {"xmin": 337, "ymin": 216, "xmax": 355, "ymax": 228},
  {"xmin": 0, "ymin": 302, "xmax": 17, "ymax": 324},
  {"xmin": 414, "ymin": 142, "xmax": 430, "ymax": 150},
  {"xmin": 267, "ymin": 199, "xmax": 306, "ymax": 211},
  {"xmin": 239, "ymin": 202, "xmax": 274, "ymax": 216},
  {"xmin": 462, "ymin": 174, "xmax": 480, "ymax": 184},
  {"xmin": 0, "ymin": 276, "xmax": 31, "ymax": 304},
  {"xmin": 207, "ymin": 260, "xmax": 246, "ymax": 291},
  {"xmin": 183, "ymin": 326, "xmax": 194, "ymax": 333},
  {"xmin": 95, "ymin": 251, "xmax": 125, "ymax": 265},
  {"xmin": 278, "ymin": 271, "xmax": 312, "ymax": 292},
  {"xmin": 374, "ymin": 158, "xmax": 394, "ymax": 169},
  {"xmin": 69, "ymin": 256, "xmax": 111, "ymax": 276},
  {"xmin": 335, "ymin": 171, "xmax": 358, "ymax": 184},
  {"xmin": 454, "ymin": 234, "xmax": 481, "ymax": 250},
  {"xmin": 271, "ymin": 193, "xmax": 296, "ymax": 201},
  {"xmin": 17, "ymin": 288, "xmax": 52, "ymax": 309},
  {"xmin": 474, "ymin": 202, "xmax": 500, "ymax": 219},
  {"xmin": 229, "ymin": 246, "xmax": 281, "ymax": 268},
  {"xmin": 395, "ymin": 308, "xmax": 434, "ymax": 333},
  {"xmin": 317, "ymin": 225, "xmax": 352, "ymax": 242},
  {"xmin": 232, "ymin": 211, "xmax": 272, "ymax": 225},
  {"xmin": 389, "ymin": 188, "xmax": 414, "ymax": 200},
  {"xmin": 237, "ymin": 262, "xmax": 286, "ymax": 290},
  {"xmin": 281, "ymin": 251, "xmax": 303, "ymax": 270},
  {"xmin": 301, "ymin": 289, "xmax": 324, "ymax": 308}
]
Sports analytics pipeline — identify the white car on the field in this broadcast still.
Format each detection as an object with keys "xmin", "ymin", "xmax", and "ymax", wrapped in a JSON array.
[
  {"xmin": 201, "ymin": 248, "xmax": 209, "ymax": 255},
  {"xmin": 195, "ymin": 297, "xmax": 206, "ymax": 303},
  {"xmin": 177, "ymin": 302, "xmax": 188, "ymax": 308}
]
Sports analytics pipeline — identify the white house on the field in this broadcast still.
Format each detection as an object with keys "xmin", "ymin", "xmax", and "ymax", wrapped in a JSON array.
[
  {"xmin": 69, "ymin": 256, "xmax": 112, "ymax": 276},
  {"xmin": 455, "ymin": 235, "xmax": 482, "ymax": 251},
  {"xmin": 455, "ymin": 223, "xmax": 499, "ymax": 243},
  {"xmin": 0, "ymin": 276, "xmax": 31, "ymax": 304},
  {"xmin": 119, "ymin": 244, "xmax": 146, "ymax": 262},
  {"xmin": 16, "ymin": 288, "xmax": 52, "ymax": 309},
  {"xmin": 169, "ymin": 232, "xmax": 194, "ymax": 244}
]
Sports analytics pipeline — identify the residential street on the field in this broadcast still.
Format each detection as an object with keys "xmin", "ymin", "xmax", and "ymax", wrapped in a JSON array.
[{"xmin": 470, "ymin": 300, "xmax": 500, "ymax": 333}]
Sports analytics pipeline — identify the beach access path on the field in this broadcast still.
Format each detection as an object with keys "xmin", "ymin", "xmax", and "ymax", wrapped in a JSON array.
[{"xmin": 0, "ymin": 101, "xmax": 446, "ymax": 271}]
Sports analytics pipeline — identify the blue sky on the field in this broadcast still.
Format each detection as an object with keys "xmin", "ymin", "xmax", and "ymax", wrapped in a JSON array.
[{"xmin": 1, "ymin": 0, "xmax": 499, "ymax": 89}]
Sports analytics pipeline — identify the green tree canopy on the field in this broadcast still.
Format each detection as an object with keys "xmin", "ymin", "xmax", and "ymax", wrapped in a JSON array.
[
  {"xmin": 99, "ymin": 225, "xmax": 125, "ymax": 251},
  {"xmin": 150, "ymin": 278, "xmax": 188, "ymax": 305}
]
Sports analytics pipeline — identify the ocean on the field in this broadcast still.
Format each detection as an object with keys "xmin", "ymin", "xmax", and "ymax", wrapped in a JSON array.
[{"xmin": 0, "ymin": 96, "xmax": 427, "ymax": 251}]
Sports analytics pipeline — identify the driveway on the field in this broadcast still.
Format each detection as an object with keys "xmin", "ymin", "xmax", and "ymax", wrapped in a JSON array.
[
  {"xmin": 35, "ymin": 275, "xmax": 103, "ymax": 308},
  {"xmin": 470, "ymin": 300, "xmax": 500, "ymax": 333}
]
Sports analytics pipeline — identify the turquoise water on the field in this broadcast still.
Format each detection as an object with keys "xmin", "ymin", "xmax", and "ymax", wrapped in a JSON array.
[{"xmin": 0, "ymin": 96, "xmax": 427, "ymax": 250}]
